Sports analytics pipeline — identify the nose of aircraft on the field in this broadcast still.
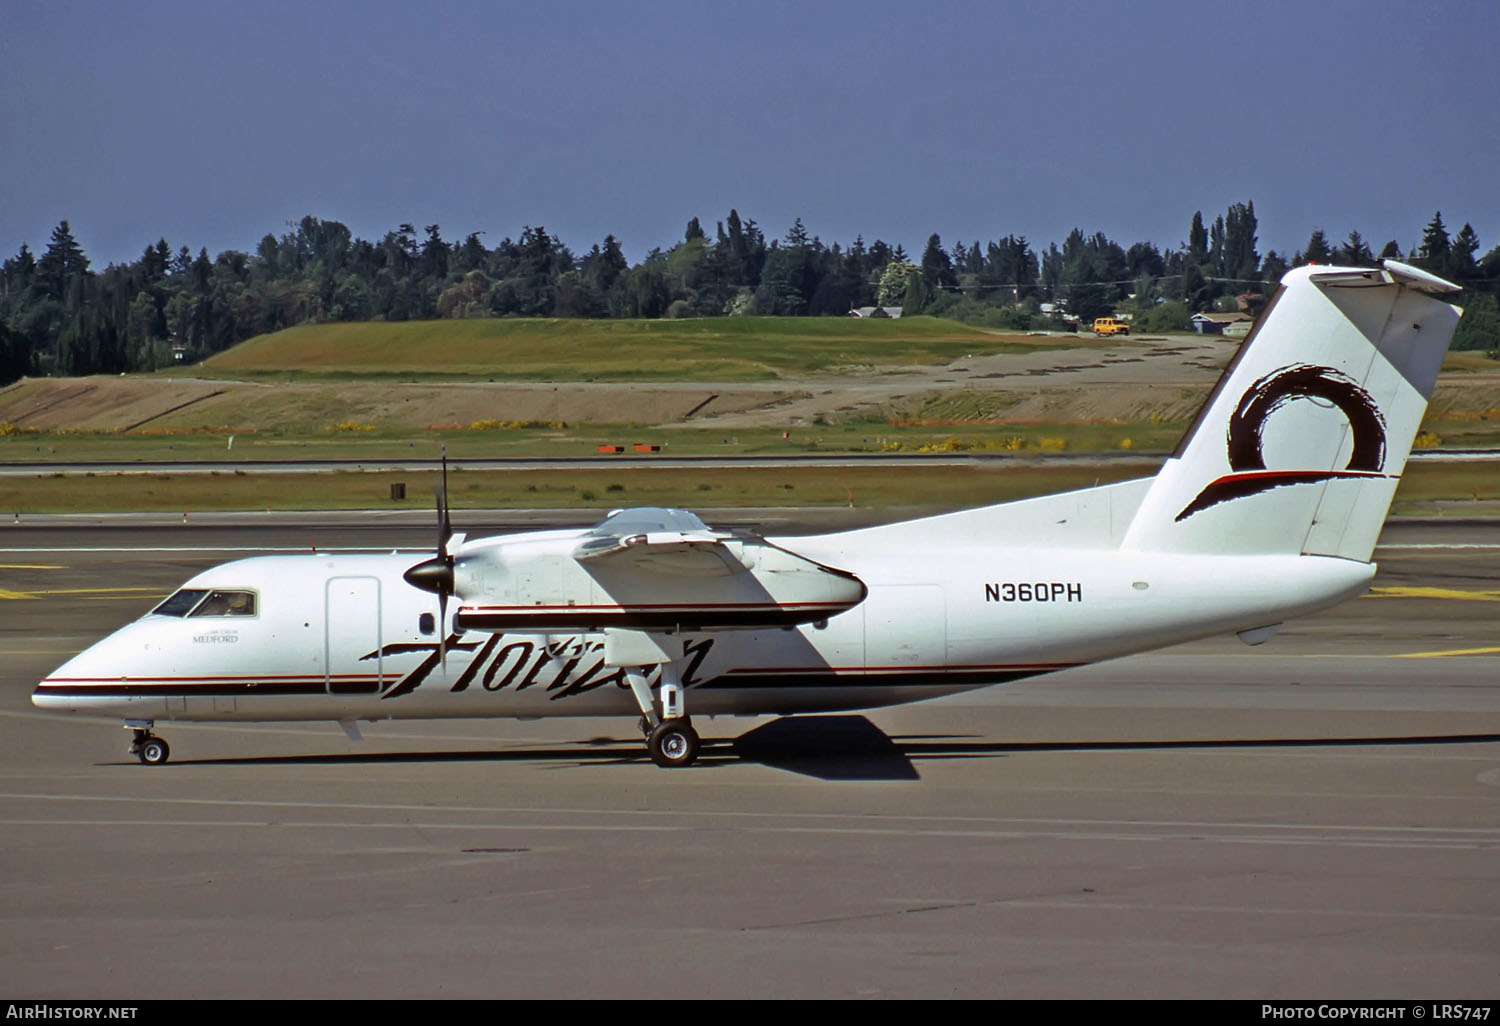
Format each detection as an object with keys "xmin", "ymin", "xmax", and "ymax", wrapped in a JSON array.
[
  {"xmin": 31, "ymin": 625, "xmax": 137, "ymax": 712},
  {"xmin": 32, "ymin": 648, "xmax": 86, "ymax": 710}
]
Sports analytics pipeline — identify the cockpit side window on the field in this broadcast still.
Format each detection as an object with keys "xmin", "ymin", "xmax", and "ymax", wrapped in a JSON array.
[
  {"xmin": 151, "ymin": 589, "xmax": 210, "ymax": 617},
  {"xmin": 189, "ymin": 590, "xmax": 257, "ymax": 617}
]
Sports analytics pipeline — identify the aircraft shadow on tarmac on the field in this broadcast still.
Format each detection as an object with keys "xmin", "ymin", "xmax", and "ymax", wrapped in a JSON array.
[{"xmin": 116, "ymin": 715, "xmax": 1500, "ymax": 781}]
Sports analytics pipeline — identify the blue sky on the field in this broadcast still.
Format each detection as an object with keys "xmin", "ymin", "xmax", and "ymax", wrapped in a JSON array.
[{"xmin": 4, "ymin": 0, "xmax": 1495, "ymax": 269}]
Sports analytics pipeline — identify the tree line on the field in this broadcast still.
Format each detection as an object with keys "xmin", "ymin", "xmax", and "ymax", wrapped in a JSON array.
[{"xmin": 2, "ymin": 205, "xmax": 1497, "ymax": 386}]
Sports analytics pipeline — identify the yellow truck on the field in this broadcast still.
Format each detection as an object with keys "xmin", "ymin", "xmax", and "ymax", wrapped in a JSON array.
[{"xmin": 1092, "ymin": 317, "xmax": 1130, "ymax": 337}]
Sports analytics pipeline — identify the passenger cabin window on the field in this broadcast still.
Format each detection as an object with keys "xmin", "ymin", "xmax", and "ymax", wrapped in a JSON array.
[{"xmin": 150, "ymin": 588, "xmax": 256, "ymax": 618}]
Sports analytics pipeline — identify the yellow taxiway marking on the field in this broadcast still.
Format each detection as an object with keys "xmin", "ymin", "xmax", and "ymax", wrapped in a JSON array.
[
  {"xmin": 1396, "ymin": 646, "xmax": 1500, "ymax": 659},
  {"xmin": 0, "ymin": 564, "xmax": 65, "ymax": 570},
  {"xmin": 0, "ymin": 587, "xmax": 164, "ymax": 601},
  {"xmin": 1368, "ymin": 586, "xmax": 1500, "ymax": 602}
]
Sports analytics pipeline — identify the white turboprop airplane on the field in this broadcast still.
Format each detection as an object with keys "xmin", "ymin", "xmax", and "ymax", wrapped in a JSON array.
[{"xmin": 33, "ymin": 260, "xmax": 1463, "ymax": 768}]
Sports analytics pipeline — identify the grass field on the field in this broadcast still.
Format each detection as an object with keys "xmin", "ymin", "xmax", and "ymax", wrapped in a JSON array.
[
  {"xmin": 5, "ymin": 411, "xmax": 1497, "ymax": 468},
  {"xmin": 0, "ymin": 418, "xmax": 1200, "ymax": 463},
  {"xmin": 201, "ymin": 315, "xmax": 1080, "ymax": 380},
  {"xmin": 3, "ymin": 459, "xmax": 1495, "ymax": 517},
  {"xmin": 1, "ymin": 462, "xmax": 1159, "ymax": 514}
]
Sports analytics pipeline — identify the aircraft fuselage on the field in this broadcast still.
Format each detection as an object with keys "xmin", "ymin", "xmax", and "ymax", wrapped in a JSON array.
[{"xmin": 33, "ymin": 537, "xmax": 1373, "ymax": 724}]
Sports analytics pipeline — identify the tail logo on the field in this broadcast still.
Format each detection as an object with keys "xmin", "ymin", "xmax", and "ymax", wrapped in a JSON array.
[{"xmin": 1175, "ymin": 364, "xmax": 1389, "ymax": 521}]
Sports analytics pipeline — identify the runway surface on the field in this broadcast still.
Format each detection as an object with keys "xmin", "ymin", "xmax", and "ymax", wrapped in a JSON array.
[{"xmin": 1, "ymin": 515, "xmax": 1497, "ymax": 998}]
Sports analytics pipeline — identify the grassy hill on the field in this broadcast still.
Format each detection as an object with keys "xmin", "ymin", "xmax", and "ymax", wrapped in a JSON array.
[{"xmin": 201, "ymin": 316, "xmax": 1069, "ymax": 380}]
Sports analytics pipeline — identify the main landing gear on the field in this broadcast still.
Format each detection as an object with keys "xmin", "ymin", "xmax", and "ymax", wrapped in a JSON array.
[
  {"xmin": 646, "ymin": 717, "xmax": 700, "ymax": 769},
  {"xmin": 126, "ymin": 720, "xmax": 170, "ymax": 765},
  {"xmin": 624, "ymin": 658, "xmax": 701, "ymax": 768},
  {"xmin": 606, "ymin": 630, "xmax": 704, "ymax": 769}
]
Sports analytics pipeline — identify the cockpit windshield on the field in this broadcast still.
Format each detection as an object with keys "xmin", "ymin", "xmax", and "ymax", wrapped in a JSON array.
[
  {"xmin": 151, "ymin": 589, "xmax": 257, "ymax": 618},
  {"xmin": 151, "ymin": 589, "xmax": 209, "ymax": 617}
]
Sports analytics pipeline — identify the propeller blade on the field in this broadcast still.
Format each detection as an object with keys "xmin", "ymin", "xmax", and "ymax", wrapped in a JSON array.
[
  {"xmin": 435, "ymin": 447, "xmax": 457, "ymax": 673},
  {"xmin": 403, "ymin": 446, "xmax": 460, "ymax": 674},
  {"xmin": 438, "ymin": 590, "xmax": 448, "ymax": 673},
  {"xmin": 439, "ymin": 446, "xmax": 452, "ymax": 554}
]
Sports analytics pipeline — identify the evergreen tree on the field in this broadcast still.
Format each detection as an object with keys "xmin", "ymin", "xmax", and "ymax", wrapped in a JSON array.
[
  {"xmin": 37, "ymin": 221, "xmax": 90, "ymax": 301},
  {"xmin": 1187, "ymin": 212, "xmax": 1208, "ymax": 266},
  {"xmin": 453, "ymin": 232, "xmax": 488, "ymax": 274},
  {"xmin": 584, "ymin": 234, "xmax": 629, "ymax": 297},
  {"xmin": 1302, "ymin": 229, "xmax": 1332, "ymax": 264},
  {"xmin": 746, "ymin": 221, "xmax": 816, "ymax": 314},
  {"xmin": 1418, "ymin": 212, "xmax": 1451, "ymax": 274},
  {"xmin": 1337, "ymin": 231, "xmax": 1374, "ymax": 266},
  {"xmin": 420, "ymin": 225, "xmax": 450, "ymax": 282},
  {"xmin": 171, "ymin": 245, "xmax": 194, "ymax": 278},
  {"xmin": 963, "ymin": 240, "xmax": 982, "ymax": 276},
  {"xmin": 783, "ymin": 217, "xmax": 810, "ymax": 250},
  {"xmin": 1260, "ymin": 251, "xmax": 1289, "ymax": 291},
  {"xmin": 919, "ymin": 233, "xmax": 957, "ymax": 295},
  {"xmin": 191, "ymin": 248, "xmax": 213, "ymax": 293},
  {"xmin": 2, "ymin": 202, "xmax": 1492, "ymax": 375},
  {"xmin": 1039, "ymin": 243, "xmax": 1063, "ymax": 301},
  {"xmin": 1182, "ymin": 260, "xmax": 1208, "ymax": 311},
  {"xmin": 1, "ymin": 243, "xmax": 36, "ymax": 301},
  {"xmin": 0, "ymin": 320, "xmax": 33, "ymax": 385},
  {"xmin": 1450, "ymin": 223, "xmax": 1480, "ymax": 280},
  {"xmin": 1222, "ymin": 202, "xmax": 1259, "ymax": 281},
  {"xmin": 1125, "ymin": 241, "xmax": 1164, "ymax": 280},
  {"xmin": 139, "ymin": 239, "xmax": 170, "ymax": 283}
]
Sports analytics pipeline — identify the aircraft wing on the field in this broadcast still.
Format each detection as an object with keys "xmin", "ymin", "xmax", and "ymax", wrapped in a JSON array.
[
  {"xmin": 573, "ymin": 530, "xmax": 746, "ymax": 576},
  {"xmin": 452, "ymin": 505, "xmax": 864, "ymax": 632},
  {"xmin": 572, "ymin": 507, "xmax": 747, "ymax": 576}
]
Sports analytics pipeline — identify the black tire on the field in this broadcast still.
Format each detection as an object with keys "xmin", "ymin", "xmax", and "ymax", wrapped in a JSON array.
[
  {"xmin": 138, "ymin": 737, "xmax": 170, "ymax": 766},
  {"xmin": 647, "ymin": 719, "xmax": 699, "ymax": 768}
]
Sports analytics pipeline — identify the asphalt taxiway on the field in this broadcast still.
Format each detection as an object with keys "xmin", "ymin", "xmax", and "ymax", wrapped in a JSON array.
[{"xmin": 1, "ymin": 516, "xmax": 1497, "ymax": 998}]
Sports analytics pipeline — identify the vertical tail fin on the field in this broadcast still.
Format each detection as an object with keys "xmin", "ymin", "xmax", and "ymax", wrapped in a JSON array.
[{"xmin": 1122, "ymin": 260, "xmax": 1462, "ymax": 559}]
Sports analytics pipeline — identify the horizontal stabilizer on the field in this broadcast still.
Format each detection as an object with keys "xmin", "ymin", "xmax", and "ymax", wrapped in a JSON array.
[{"xmin": 1310, "ymin": 259, "xmax": 1461, "ymax": 295}]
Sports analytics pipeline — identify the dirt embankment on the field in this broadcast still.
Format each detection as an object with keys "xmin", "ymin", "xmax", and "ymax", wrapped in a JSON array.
[
  {"xmin": 4, "ymin": 334, "xmax": 1498, "ymax": 433},
  {"xmin": 0, "ymin": 378, "xmax": 230, "ymax": 432},
  {"xmin": 0, "ymin": 378, "xmax": 799, "ymax": 433}
]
